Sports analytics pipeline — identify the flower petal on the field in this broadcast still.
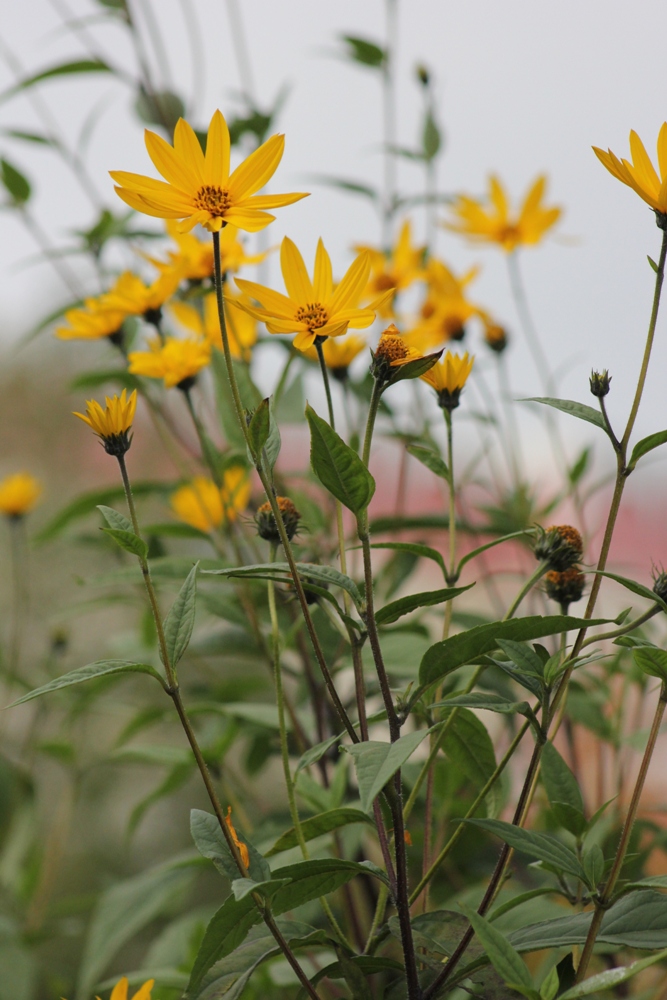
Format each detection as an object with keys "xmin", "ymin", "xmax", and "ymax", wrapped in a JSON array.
[
  {"xmin": 222, "ymin": 207, "xmax": 275, "ymax": 232},
  {"xmin": 293, "ymin": 329, "xmax": 317, "ymax": 350},
  {"xmin": 313, "ymin": 238, "xmax": 333, "ymax": 301},
  {"xmin": 329, "ymin": 251, "xmax": 371, "ymax": 314},
  {"xmin": 227, "ymin": 133, "xmax": 285, "ymax": 199},
  {"xmin": 280, "ymin": 237, "xmax": 313, "ymax": 304},
  {"xmin": 173, "ymin": 118, "xmax": 205, "ymax": 185},
  {"xmin": 489, "ymin": 175, "xmax": 508, "ymax": 220},
  {"xmin": 204, "ymin": 109, "xmax": 231, "ymax": 186},
  {"xmin": 114, "ymin": 187, "xmax": 189, "ymax": 219},
  {"xmin": 145, "ymin": 128, "xmax": 199, "ymax": 192},
  {"xmin": 233, "ymin": 277, "xmax": 295, "ymax": 317},
  {"xmin": 658, "ymin": 122, "xmax": 667, "ymax": 182},
  {"xmin": 239, "ymin": 191, "xmax": 309, "ymax": 209},
  {"xmin": 629, "ymin": 129, "xmax": 660, "ymax": 195}
]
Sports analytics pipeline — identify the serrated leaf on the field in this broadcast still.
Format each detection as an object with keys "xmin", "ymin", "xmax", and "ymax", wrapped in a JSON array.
[
  {"xmin": 466, "ymin": 818, "xmax": 585, "ymax": 880},
  {"xmin": 521, "ymin": 396, "xmax": 606, "ymax": 431},
  {"xmin": 345, "ymin": 730, "xmax": 430, "ymax": 811},
  {"xmin": 102, "ymin": 526, "xmax": 149, "ymax": 560},
  {"xmin": 460, "ymin": 904, "xmax": 537, "ymax": 997},
  {"xmin": 541, "ymin": 742, "xmax": 586, "ymax": 837},
  {"xmin": 376, "ymin": 583, "xmax": 473, "ymax": 625},
  {"xmin": 0, "ymin": 157, "xmax": 31, "ymax": 203},
  {"xmin": 406, "ymin": 443, "xmax": 449, "ymax": 481},
  {"xmin": 628, "ymin": 429, "xmax": 667, "ymax": 470},
  {"xmin": 419, "ymin": 615, "xmax": 613, "ymax": 687},
  {"xmin": 306, "ymin": 404, "xmax": 375, "ymax": 513},
  {"xmin": 162, "ymin": 563, "xmax": 198, "ymax": 668},
  {"xmin": 7, "ymin": 659, "xmax": 165, "ymax": 707},
  {"xmin": 266, "ymin": 808, "xmax": 374, "ymax": 855},
  {"xmin": 190, "ymin": 809, "xmax": 270, "ymax": 884}
]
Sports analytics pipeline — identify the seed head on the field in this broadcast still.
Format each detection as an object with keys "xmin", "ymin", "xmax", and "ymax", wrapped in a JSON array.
[
  {"xmin": 256, "ymin": 496, "xmax": 301, "ymax": 544},
  {"xmin": 545, "ymin": 568, "xmax": 585, "ymax": 609},
  {"xmin": 534, "ymin": 524, "xmax": 583, "ymax": 571}
]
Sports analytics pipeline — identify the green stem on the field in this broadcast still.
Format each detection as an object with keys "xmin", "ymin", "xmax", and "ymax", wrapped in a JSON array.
[
  {"xmin": 575, "ymin": 682, "xmax": 667, "ymax": 982},
  {"xmin": 273, "ymin": 347, "xmax": 297, "ymax": 408},
  {"xmin": 505, "ymin": 561, "xmax": 549, "ymax": 620},
  {"xmin": 580, "ymin": 604, "xmax": 661, "ymax": 649},
  {"xmin": 7, "ymin": 517, "xmax": 27, "ymax": 685},
  {"xmin": 183, "ymin": 385, "xmax": 221, "ymax": 486},
  {"xmin": 443, "ymin": 408, "xmax": 456, "ymax": 638}
]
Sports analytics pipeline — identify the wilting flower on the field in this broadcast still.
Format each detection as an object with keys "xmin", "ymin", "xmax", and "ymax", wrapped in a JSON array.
[
  {"xmin": 56, "ymin": 301, "xmax": 127, "ymax": 343},
  {"xmin": 99, "ymin": 269, "xmax": 183, "ymax": 326},
  {"xmin": 534, "ymin": 524, "xmax": 583, "ymax": 571},
  {"xmin": 171, "ymin": 469, "xmax": 250, "ymax": 531},
  {"xmin": 302, "ymin": 334, "xmax": 367, "ymax": 380},
  {"xmin": 593, "ymin": 125, "xmax": 667, "ymax": 215},
  {"xmin": 354, "ymin": 219, "xmax": 426, "ymax": 317},
  {"xmin": 111, "ymin": 109, "xmax": 308, "ymax": 233},
  {"xmin": 224, "ymin": 806, "xmax": 250, "ymax": 868},
  {"xmin": 256, "ymin": 496, "xmax": 301, "ymax": 543},
  {"xmin": 408, "ymin": 259, "xmax": 480, "ymax": 352},
  {"xmin": 445, "ymin": 175, "xmax": 561, "ymax": 251},
  {"xmin": 420, "ymin": 350, "xmax": 474, "ymax": 410},
  {"xmin": 128, "ymin": 336, "xmax": 211, "ymax": 389},
  {"xmin": 233, "ymin": 237, "xmax": 389, "ymax": 351},
  {"xmin": 545, "ymin": 567, "xmax": 585, "ymax": 608},
  {"xmin": 0, "ymin": 472, "xmax": 42, "ymax": 518},
  {"xmin": 170, "ymin": 292, "xmax": 257, "ymax": 361},
  {"xmin": 95, "ymin": 976, "xmax": 154, "ymax": 1000},
  {"xmin": 74, "ymin": 389, "xmax": 138, "ymax": 456}
]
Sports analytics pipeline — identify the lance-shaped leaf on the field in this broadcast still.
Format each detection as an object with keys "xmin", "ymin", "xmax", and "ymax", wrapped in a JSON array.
[
  {"xmin": 558, "ymin": 947, "xmax": 667, "ymax": 999},
  {"xmin": 247, "ymin": 397, "xmax": 270, "ymax": 460},
  {"xmin": 102, "ymin": 527, "xmax": 149, "ymax": 560},
  {"xmin": 541, "ymin": 741, "xmax": 586, "ymax": 837},
  {"xmin": 271, "ymin": 858, "xmax": 389, "ymax": 912},
  {"xmin": 0, "ymin": 59, "xmax": 112, "ymax": 105},
  {"xmin": 190, "ymin": 808, "xmax": 270, "ymax": 884},
  {"xmin": 633, "ymin": 646, "xmax": 667, "ymax": 684},
  {"xmin": 36, "ymin": 481, "xmax": 170, "ymax": 543},
  {"xmin": 460, "ymin": 904, "xmax": 539, "ymax": 999},
  {"xmin": 184, "ymin": 894, "xmax": 263, "ymax": 998},
  {"xmin": 205, "ymin": 560, "xmax": 364, "ymax": 610},
  {"xmin": 465, "ymin": 818, "xmax": 586, "ymax": 880},
  {"xmin": 521, "ymin": 396, "xmax": 606, "ymax": 432},
  {"xmin": 376, "ymin": 583, "xmax": 473, "ymax": 625},
  {"xmin": 345, "ymin": 730, "xmax": 431, "ymax": 812},
  {"xmin": 369, "ymin": 541, "xmax": 446, "ymax": 578},
  {"xmin": 386, "ymin": 350, "xmax": 442, "ymax": 387},
  {"xmin": 590, "ymin": 569, "xmax": 667, "ymax": 613},
  {"xmin": 97, "ymin": 504, "xmax": 134, "ymax": 533},
  {"xmin": 7, "ymin": 659, "xmax": 165, "ymax": 707},
  {"xmin": 306, "ymin": 404, "xmax": 375, "ymax": 513},
  {"xmin": 406, "ymin": 443, "xmax": 450, "ymax": 481},
  {"xmin": 162, "ymin": 563, "xmax": 199, "ymax": 667},
  {"xmin": 433, "ymin": 692, "xmax": 537, "ymax": 728},
  {"xmin": 628, "ymin": 429, "xmax": 667, "ymax": 471},
  {"xmin": 266, "ymin": 808, "xmax": 374, "ymax": 855}
]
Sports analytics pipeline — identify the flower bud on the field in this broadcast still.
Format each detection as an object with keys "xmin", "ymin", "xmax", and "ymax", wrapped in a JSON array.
[
  {"xmin": 653, "ymin": 569, "xmax": 667, "ymax": 603},
  {"xmin": 589, "ymin": 369, "xmax": 611, "ymax": 398},
  {"xmin": 256, "ymin": 496, "xmax": 301, "ymax": 544},
  {"xmin": 483, "ymin": 323, "xmax": 509, "ymax": 354},
  {"xmin": 534, "ymin": 524, "xmax": 583, "ymax": 571},
  {"xmin": 545, "ymin": 568, "xmax": 585, "ymax": 608},
  {"xmin": 416, "ymin": 64, "xmax": 430, "ymax": 87}
]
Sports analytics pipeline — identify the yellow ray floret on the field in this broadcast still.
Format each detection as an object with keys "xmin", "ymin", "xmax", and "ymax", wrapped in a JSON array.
[
  {"xmin": 593, "ymin": 124, "xmax": 667, "ymax": 213},
  {"xmin": 302, "ymin": 334, "xmax": 367, "ymax": 372},
  {"xmin": 0, "ymin": 472, "xmax": 42, "ymax": 518},
  {"xmin": 111, "ymin": 109, "xmax": 309, "ymax": 233},
  {"xmin": 233, "ymin": 236, "xmax": 390, "ymax": 351},
  {"xmin": 74, "ymin": 389, "xmax": 138, "ymax": 455},
  {"xmin": 354, "ymin": 219, "xmax": 426, "ymax": 317},
  {"xmin": 171, "ymin": 469, "xmax": 250, "ymax": 532},
  {"xmin": 95, "ymin": 975, "xmax": 154, "ymax": 1000},
  {"xmin": 149, "ymin": 219, "xmax": 266, "ymax": 281},
  {"xmin": 128, "ymin": 336, "xmax": 211, "ymax": 389},
  {"xmin": 421, "ymin": 351, "xmax": 474, "ymax": 411},
  {"xmin": 98, "ymin": 269, "xmax": 183, "ymax": 317},
  {"xmin": 170, "ymin": 291, "xmax": 257, "ymax": 361},
  {"xmin": 56, "ymin": 300, "xmax": 127, "ymax": 341},
  {"xmin": 408, "ymin": 258, "xmax": 481, "ymax": 353},
  {"xmin": 445, "ymin": 175, "xmax": 561, "ymax": 251}
]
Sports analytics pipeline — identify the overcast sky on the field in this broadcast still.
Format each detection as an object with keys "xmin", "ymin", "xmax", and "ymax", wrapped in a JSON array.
[{"xmin": 2, "ymin": 0, "xmax": 667, "ymax": 471}]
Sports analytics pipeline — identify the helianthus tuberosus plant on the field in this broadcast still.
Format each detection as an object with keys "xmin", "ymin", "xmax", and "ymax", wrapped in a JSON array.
[{"xmin": 3, "ymin": 8, "xmax": 667, "ymax": 1000}]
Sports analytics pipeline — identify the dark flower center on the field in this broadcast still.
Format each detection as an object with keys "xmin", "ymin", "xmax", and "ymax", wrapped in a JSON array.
[
  {"xmin": 295, "ymin": 302, "xmax": 328, "ymax": 331},
  {"xmin": 195, "ymin": 185, "xmax": 232, "ymax": 215}
]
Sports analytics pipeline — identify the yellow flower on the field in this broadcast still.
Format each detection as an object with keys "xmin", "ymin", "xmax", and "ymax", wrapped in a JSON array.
[
  {"xmin": 233, "ymin": 237, "xmax": 389, "ymax": 351},
  {"xmin": 408, "ymin": 259, "xmax": 480, "ymax": 353},
  {"xmin": 445, "ymin": 175, "xmax": 561, "ymax": 251},
  {"xmin": 354, "ymin": 219, "xmax": 426, "ymax": 316},
  {"xmin": 150, "ymin": 219, "xmax": 266, "ymax": 282},
  {"xmin": 302, "ymin": 334, "xmax": 367, "ymax": 376},
  {"xmin": 74, "ymin": 389, "xmax": 138, "ymax": 455},
  {"xmin": 0, "ymin": 472, "xmax": 42, "ymax": 518},
  {"xmin": 99, "ymin": 269, "xmax": 183, "ymax": 321},
  {"xmin": 128, "ymin": 336, "xmax": 211, "ymax": 389},
  {"xmin": 170, "ymin": 291, "xmax": 257, "ymax": 361},
  {"xmin": 111, "ymin": 109, "xmax": 308, "ymax": 233},
  {"xmin": 171, "ymin": 469, "xmax": 250, "ymax": 531},
  {"xmin": 95, "ymin": 976, "xmax": 154, "ymax": 1000},
  {"xmin": 421, "ymin": 350, "xmax": 474, "ymax": 411},
  {"xmin": 593, "ymin": 125, "xmax": 667, "ymax": 214},
  {"xmin": 56, "ymin": 301, "xmax": 127, "ymax": 342}
]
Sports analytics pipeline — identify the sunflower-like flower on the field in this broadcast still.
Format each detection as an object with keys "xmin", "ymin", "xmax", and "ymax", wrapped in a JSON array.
[
  {"xmin": 370, "ymin": 323, "xmax": 425, "ymax": 384},
  {"xmin": 233, "ymin": 237, "xmax": 389, "ymax": 351},
  {"xmin": 95, "ymin": 976, "xmax": 154, "ymax": 1000},
  {"xmin": 593, "ymin": 125, "xmax": 667, "ymax": 217},
  {"xmin": 445, "ymin": 175, "xmax": 561, "ymax": 251},
  {"xmin": 99, "ymin": 269, "xmax": 184, "ymax": 327},
  {"xmin": 0, "ymin": 472, "xmax": 42, "ymax": 518},
  {"xmin": 420, "ymin": 350, "xmax": 474, "ymax": 410},
  {"xmin": 56, "ymin": 300, "xmax": 127, "ymax": 343},
  {"xmin": 354, "ymin": 219, "xmax": 426, "ymax": 317},
  {"xmin": 128, "ymin": 336, "xmax": 211, "ymax": 390},
  {"xmin": 303, "ymin": 334, "xmax": 367, "ymax": 381},
  {"xmin": 74, "ymin": 389, "xmax": 138, "ymax": 456},
  {"xmin": 171, "ymin": 470, "xmax": 250, "ymax": 531},
  {"xmin": 111, "ymin": 109, "xmax": 308, "ymax": 233},
  {"xmin": 408, "ymin": 259, "xmax": 481, "ymax": 352},
  {"xmin": 170, "ymin": 291, "xmax": 257, "ymax": 361}
]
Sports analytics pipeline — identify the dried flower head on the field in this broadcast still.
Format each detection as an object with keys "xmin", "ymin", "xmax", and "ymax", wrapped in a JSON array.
[
  {"xmin": 545, "ymin": 568, "xmax": 585, "ymax": 608},
  {"xmin": 534, "ymin": 524, "xmax": 583, "ymax": 571},
  {"xmin": 256, "ymin": 496, "xmax": 301, "ymax": 544}
]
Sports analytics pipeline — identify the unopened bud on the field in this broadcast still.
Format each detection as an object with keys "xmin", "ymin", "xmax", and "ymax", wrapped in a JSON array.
[
  {"xmin": 590, "ymin": 370, "xmax": 611, "ymax": 398},
  {"xmin": 545, "ymin": 568, "xmax": 585, "ymax": 608},
  {"xmin": 484, "ymin": 323, "xmax": 509, "ymax": 354},
  {"xmin": 653, "ymin": 568, "xmax": 667, "ymax": 604},
  {"xmin": 416, "ymin": 64, "xmax": 430, "ymax": 87},
  {"xmin": 256, "ymin": 496, "xmax": 301, "ymax": 543},
  {"xmin": 534, "ymin": 524, "xmax": 583, "ymax": 571}
]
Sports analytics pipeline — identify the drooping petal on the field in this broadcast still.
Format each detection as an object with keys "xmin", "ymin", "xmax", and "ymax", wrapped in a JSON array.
[
  {"xmin": 313, "ymin": 238, "xmax": 333, "ymax": 301},
  {"xmin": 145, "ymin": 129, "xmax": 200, "ymax": 192},
  {"xmin": 329, "ymin": 252, "xmax": 371, "ymax": 314},
  {"xmin": 204, "ymin": 109, "xmax": 231, "ymax": 186},
  {"xmin": 177, "ymin": 210, "xmax": 213, "ymax": 232},
  {"xmin": 293, "ymin": 328, "xmax": 318, "ymax": 351},
  {"xmin": 227, "ymin": 133, "xmax": 285, "ymax": 199},
  {"xmin": 280, "ymin": 237, "xmax": 313, "ymax": 303},
  {"xmin": 173, "ymin": 118, "xmax": 206, "ymax": 185}
]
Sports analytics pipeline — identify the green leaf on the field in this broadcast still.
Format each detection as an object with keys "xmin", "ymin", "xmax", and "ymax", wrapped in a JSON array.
[
  {"xmin": 422, "ymin": 108, "xmax": 441, "ymax": 161},
  {"xmin": 406, "ymin": 443, "xmax": 449, "ymax": 481},
  {"xmin": 440, "ymin": 708, "xmax": 497, "ymax": 796},
  {"xmin": 134, "ymin": 87, "xmax": 186, "ymax": 131},
  {"xmin": 433, "ymin": 692, "xmax": 537, "ymax": 727},
  {"xmin": 629, "ymin": 429, "xmax": 667, "ymax": 470},
  {"xmin": 558, "ymin": 947, "xmax": 667, "ymax": 998},
  {"xmin": 582, "ymin": 844, "xmax": 605, "ymax": 890},
  {"xmin": 247, "ymin": 397, "xmax": 270, "ymax": 459},
  {"xmin": 190, "ymin": 808, "xmax": 270, "ymax": 884},
  {"xmin": 633, "ymin": 646, "xmax": 667, "ymax": 684},
  {"xmin": 420, "ymin": 615, "xmax": 613, "ymax": 687},
  {"xmin": 591, "ymin": 569, "xmax": 667, "ymax": 613},
  {"xmin": 376, "ymin": 583, "xmax": 473, "ymax": 625},
  {"xmin": 309, "ymin": 174, "xmax": 379, "ymax": 202},
  {"xmin": 340, "ymin": 34, "xmax": 387, "ymax": 68},
  {"xmin": 336, "ymin": 947, "xmax": 374, "ymax": 1000},
  {"xmin": 455, "ymin": 530, "xmax": 533, "ymax": 577},
  {"xmin": 569, "ymin": 446, "xmax": 591, "ymax": 485},
  {"xmin": 0, "ymin": 59, "xmax": 112, "ymax": 106},
  {"xmin": 497, "ymin": 639, "xmax": 545, "ymax": 678},
  {"xmin": 163, "ymin": 563, "xmax": 198, "ymax": 668},
  {"xmin": 386, "ymin": 350, "xmax": 442, "ymax": 386},
  {"xmin": 345, "ymin": 730, "xmax": 430, "ymax": 812},
  {"xmin": 370, "ymin": 513, "xmax": 453, "ymax": 533},
  {"xmin": 264, "ymin": 396, "xmax": 281, "ymax": 470},
  {"xmin": 649, "ymin": 254, "xmax": 659, "ymax": 273},
  {"xmin": 460, "ymin": 904, "xmax": 538, "ymax": 998},
  {"xmin": 466, "ymin": 818, "xmax": 585, "ymax": 880},
  {"xmin": 521, "ymin": 396, "xmax": 606, "ymax": 432},
  {"xmin": 97, "ymin": 504, "xmax": 133, "ymax": 533},
  {"xmin": 184, "ymin": 894, "xmax": 262, "ymax": 998},
  {"xmin": 541, "ymin": 742, "xmax": 586, "ymax": 837},
  {"xmin": 295, "ymin": 733, "xmax": 342, "ymax": 773},
  {"xmin": 266, "ymin": 808, "xmax": 374, "ymax": 855},
  {"xmin": 36, "ymin": 481, "xmax": 170, "ymax": 543},
  {"xmin": 102, "ymin": 527, "xmax": 149, "ymax": 560},
  {"xmin": 206, "ymin": 560, "xmax": 364, "ymax": 610},
  {"xmin": 271, "ymin": 858, "xmax": 388, "ymax": 912},
  {"xmin": 7, "ymin": 659, "xmax": 164, "ymax": 708},
  {"xmin": 306, "ymin": 404, "xmax": 375, "ymax": 513},
  {"xmin": 0, "ymin": 158, "xmax": 30, "ymax": 203},
  {"xmin": 369, "ymin": 541, "xmax": 446, "ymax": 578},
  {"xmin": 540, "ymin": 965, "xmax": 560, "ymax": 1000},
  {"xmin": 76, "ymin": 859, "xmax": 196, "ymax": 998}
]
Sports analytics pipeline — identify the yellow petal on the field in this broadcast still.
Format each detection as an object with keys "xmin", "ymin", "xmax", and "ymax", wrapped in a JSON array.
[
  {"xmin": 110, "ymin": 170, "xmax": 191, "ymax": 200},
  {"xmin": 110, "ymin": 978, "xmax": 129, "ymax": 1000},
  {"xmin": 241, "ymin": 192, "xmax": 309, "ymax": 209},
  {"xmin": 131, "ymin": 979, "xmax": 155, "ymax": 1000},
  {"xmin": 233, "ymin": 277, "xmax": 295, "ymax": 318},
  {"xmin": 170, "ymin": 300, "xmax": 203, "ymax": 335},
  {"xmin": 329, "ymin": 251, "xmax": 371, "ymax": 314},
  {"xmin": 293, "ymin": 329, "xmax": 317, "ymax": 350},
  {"xmin": 629, "ymin": 130, "xmax": 660, "ymax": 194},
  {"xmin": 280, "ymin": 237, "xmax": 313, "ymax": 304},
  {"xmin": 173, "ymin": 118, "xmax": 205, "ymax": 185},
  {"xmin": 313, "ymin": 238, "xmax": 333, "ymax": 301},
  {"xmin": 222, "ymin": 207, "xmax": 275, "ymax": 232},
  {"xmin": 657, "ymin": 122, "xmax": 667, "ymax": 182},
  {"xmin": 489, "ymin": 175, "xmax": 508, "ymax": 220},
  {"xmin": 114, "ymin": 187, "xmax": 189, "ymax": 219},
  {"xmin": 145, "ymin": 129, "xmax": 199, "ymax": 192},
  {"xmin": 317, "ymin": 319, "xmax": 349, "ymax": 338},
  {"xmin": 519, "ymin": 175, "xmax": 546, "ymax": 220},
  {"xmin": 204, "ymin": 109, "xmax": 231, "ymax": 186},
  {"xmin": 227, "ymin": 133, "xmax": 285, "ymax": 199}
]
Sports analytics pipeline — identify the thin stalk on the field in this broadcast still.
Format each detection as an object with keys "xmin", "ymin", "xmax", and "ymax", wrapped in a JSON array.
[
  {"xmin": 7, "ymin": 517, "xmax": 28, "ymax": 685},
  {"xmin": 496, "ymin": 351, "xmax": 525, "ymax": 486},
  {"xmin": 575, "ymin": 682, "xmax": 667, "ymax": 982},
  {"xmin": 579, "ymin": 604, "xmax": 661, "ymax": 649},
  {"xmin": 273, "ymin": 348, "xmax": 297, "ymax": 408},
  {"xmin": 315, "ymin": 339, "xmax": 351, "ymax": 590},
  {"xmin": 182, "ymin": 385, "xmax": 222, "ymax": 486},
  {"xmin": 211, "ymin": 232, "xmax": 358, "ymax": 743},
  {"xmin": 505, "ymin": 561, "xmax": 549, "ymax": 620},
  {"xmin": 443, "ymin": 409, "xmax": 456, "ymax": 638}
]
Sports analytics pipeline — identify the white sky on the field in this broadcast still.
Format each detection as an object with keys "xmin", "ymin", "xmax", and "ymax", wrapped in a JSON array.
[{"xmin": 2, "ymin": 0, "xmax": 667, "ymax": 468}]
